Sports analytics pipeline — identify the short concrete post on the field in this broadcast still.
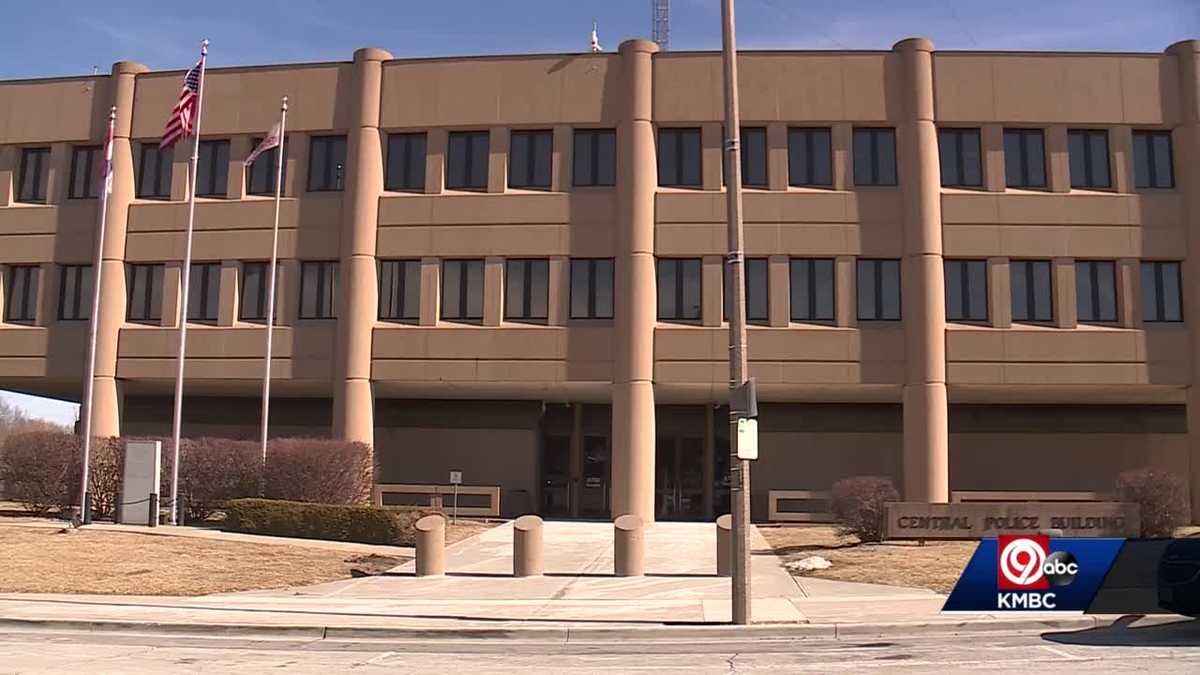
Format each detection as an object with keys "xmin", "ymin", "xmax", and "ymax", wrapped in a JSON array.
[
  {"xmin": 513, "ymin": 514, "xmax": 544, "ymax": 577},
  {"xmin": 415, "ymin": 514, "xmax": 446, "ymax": 576},
  {"xmin": 716, "ymin": 514, "xmax": 732, "ymax": 577},
  {"xmin": 614, "ymin": 513, "xmax": 645, "ymax": 577}
]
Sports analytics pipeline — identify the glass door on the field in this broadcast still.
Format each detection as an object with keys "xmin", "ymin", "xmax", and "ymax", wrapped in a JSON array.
[
  {"xmin": 540, "ymin": 435, "xmax": 570, "ymax": 517},
  {"xmin": 656, "ymin": 436, "xmax": 707, "ymax": 520},
  {"xmin": 579, "ymin": 435, "xmax": 610, "ymax": 518}
]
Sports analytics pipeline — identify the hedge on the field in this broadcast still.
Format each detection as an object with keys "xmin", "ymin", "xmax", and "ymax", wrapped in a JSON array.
[{"xmin": 223, "ymin": 498, "xmax": 429, "ymax": 546}]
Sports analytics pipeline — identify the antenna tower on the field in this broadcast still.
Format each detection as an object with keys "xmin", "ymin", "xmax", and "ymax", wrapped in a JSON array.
[{"xmin": 652, "ymin": 0, "xmax": 670, "ymax": 50}]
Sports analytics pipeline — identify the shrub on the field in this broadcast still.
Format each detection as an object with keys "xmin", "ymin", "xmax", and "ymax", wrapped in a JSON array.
[
  {"xmin": 224, "ymin": 498, "xmax": 428, "ymax": 545},
  {"xmin": 1115, "ymin": 468, "xmax": 1190, "ymax": 537},
  {"xmin": 0, "ymin": 431, "xmax": 81, "ymax": 515},
  {"xmin": 157, "ymin": 437, "xmax": 263, "ymax": 522},
  {"xmin": 264, "ymin": 438, "xmax": 373, "ymax": 505},
  {"xmin": 831, "ymin": 475, "xmax": 899, "ymax": 543},
  {"xmin": 86, "ymin": 438, "xmax": 123, "ymax": 520}
]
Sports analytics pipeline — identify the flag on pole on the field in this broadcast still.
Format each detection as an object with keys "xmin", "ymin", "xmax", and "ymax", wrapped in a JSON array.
[
  {"xmin": 160, "ymin": 57, "xmax": 205, "ymax": 150},
  {"xmin": 101, "ymin": 113, "xmax": 115, "ymax": 195},
  {"xmin": 244, "ymin": 122, "xmax": 282, "ymax": 167}
]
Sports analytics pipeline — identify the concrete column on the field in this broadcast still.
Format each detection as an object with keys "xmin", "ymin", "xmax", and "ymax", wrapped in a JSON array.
[
  {"xmin": 162, "ymin": 263, "xmax": 181, "ymax": 328},
  {"xmin": 1047, "ymin": 125, "xmax": 1072, "ymax": 193},
  {"xmin": 1167, "ymin": 40, "xmax": 1200, "ymax": 515},
  {"xmin": 227, "ymin": 136, "xmax": 250, "ymax": 200},
  {"xmin": 424, "ymin": 129, "xmax": 446, "ymax": 195},
  {"xmin": 894, "ymin": 38, "xmax": 949, "ymax": 503},
  {"xmin": 835, "ymin": 255, "xmax": 856, "ymax": 327},
  {"xmin": 612, "ymin": 39, "xmax": 659, "ymax": 524},
  {"xmin": 766, "ymin": 123, "xmax": 788, "ymax": 191},
  {"xmin": 513, "ymin": 515, "xmax": 544, "ymax": 577},
  {"xmin": 988, "ymin": 257, "xmax": 1012, "ymax": 329},
  {"xmin": 1110, "ymin": 126, "xmax": 1135, "ymax": 194},
  {"xmin": 483, "ymin": 256, "xmax": 504, "ymax": 326},
  {"xmin": 1053, "ymin": 257, "xmax": 1077, "ymax": 328},
  {"xmin": 981, "ymin": 125, "xmax": 1005, "ymax": 192},
  {"xmin": 768, "ymin": 255, "xmax": 789, "ymax": 327},
  {"xmin": 701, "ymin": 122, "xmax": 722, "ymax": 190},
  {"xmin": 488, "ymin": 127, "xmax": 507, "ymax": 193},
  {"xmin": 1117, "ymin": 257, "xmax": 1139, "ymax": 328},
  {"xmin": 548, "ymin": 256, "xmax": 568, "ymax": 325},
  {"xmin": 46, "ymin": 143, "xmax": 68, "ymax": 205},
  {"xmin": 419, "ymin": 257, "xmax": 440, "ymax": 326},
  {"xmin": 332, "ymin": 47, "xmax": 391, "ymax": 445},
  {"xmin": 614, "ymin": 513, "xmax": 645, "ymax": 576},
  {"xmin": 0, "ymin": 145, "xmax": 14, "ymax": 206},
  {"xmin": 702, "ymin": 255, "xmax": 723, "ymax": 327},
  {"xmin": 35, "ymin": 263, "xmax": 54, "ymax": 327},
  {"xmin": 217, "ymin": 260, "xmax": 238, "ymax": 327},
  {"xmin": 552, "ymin": 125, "xmax": 572, "ymax": 192},
  {"xmin": 832, "ymin": 124, "xmax": 852, "ymax": 190},
  {"xmin": 414, "ymin": 514, "xmax": 446, "ymax": 576},
  {"xmin": 83, "ymin": 60, "xmax": 147, "ymax": 440}
]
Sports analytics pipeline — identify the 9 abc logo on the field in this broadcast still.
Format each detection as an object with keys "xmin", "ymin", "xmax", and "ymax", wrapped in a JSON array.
[{"xmin": 997, "ymin": 535, "xmax": 1078, "ymax": 590}]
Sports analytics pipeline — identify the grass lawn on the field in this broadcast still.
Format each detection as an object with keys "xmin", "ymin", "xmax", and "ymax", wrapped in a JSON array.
[
  {"xmin": 0, "ymin": 520, "xmax": 491, "ymax": 596},
  {"xmin": 759, "ymin": 525, "xmax": 977, "ymax": 594}
]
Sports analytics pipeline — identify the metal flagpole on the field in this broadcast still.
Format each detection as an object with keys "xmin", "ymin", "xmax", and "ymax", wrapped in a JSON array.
[
  {"xmin": 169, "ymin": 39, "xmax": 209, "ymax": 526},
  {"xmin": 78, "ymin": 106, "xmax": 117, "ymax": 526},
  {"xmin": 259, "ymin": 96, "xmax": 288, "ymax": 466},
  {"xmin": 720, "ymin": 0, "xmax": 752, "ymax": 625}
]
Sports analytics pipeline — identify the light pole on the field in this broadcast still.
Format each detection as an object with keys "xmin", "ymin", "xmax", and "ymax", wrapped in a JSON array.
[{"xmin": 721, "ymin": 0, "xmax": 752, "ymax": 625}]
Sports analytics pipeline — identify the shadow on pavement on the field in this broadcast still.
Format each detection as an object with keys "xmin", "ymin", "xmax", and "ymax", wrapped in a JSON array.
[{"xmin": 1043, "ymin": 615, "xmax": 1200, "ymax": 647}]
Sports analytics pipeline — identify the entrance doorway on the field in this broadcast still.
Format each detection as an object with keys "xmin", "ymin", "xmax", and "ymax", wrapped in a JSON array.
[
  {"xmin": 656, "ymin": 436, "xmax": 706, "ymax": 520},
  {"xmin": 539, "ymin": 404, "xmax": 611, "ymax": 520}
]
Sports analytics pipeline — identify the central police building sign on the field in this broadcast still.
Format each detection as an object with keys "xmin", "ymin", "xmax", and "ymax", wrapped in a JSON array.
[{"xmin": 885, "ymin": 502, "xmax": 1140, "ymax": 539}]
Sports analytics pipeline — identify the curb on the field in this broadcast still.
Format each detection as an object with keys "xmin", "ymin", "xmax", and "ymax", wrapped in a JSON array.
[{"xmin": 0, "ymin": 615, "xmax": 1111, "ymax": 642}]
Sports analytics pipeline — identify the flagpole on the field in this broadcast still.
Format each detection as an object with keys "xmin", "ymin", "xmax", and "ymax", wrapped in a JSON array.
[
  {"xmin": 168, "ymin": 39, "xmax": 209, "ymax": 526},
  {"xmin": 259, "ymin": 96, "xmax": 287, "ymax": 466},
  {"xmin": 78, "ymin": 106, "xmax": 117, "ymax": 526}
]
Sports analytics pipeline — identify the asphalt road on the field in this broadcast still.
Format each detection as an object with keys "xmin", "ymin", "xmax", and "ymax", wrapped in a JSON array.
[{"xmin": 1, "ymin": 620, "xmax": 1199, "ymax": 673}]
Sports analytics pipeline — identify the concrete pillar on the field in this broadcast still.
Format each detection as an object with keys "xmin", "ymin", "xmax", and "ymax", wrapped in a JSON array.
[
  {"xmin": 513, "ymin": 514, "xmax": 544, "ymax": 577},
  {"xmin": 715, "ymin": 513, "xmax": 732, "ymax": 577},
  {"xmin": 414, "ymin": 514, "xmax": 446, "ymax": 576},
  {"xmin": 613, "ymin": 513, "xmax": 645, "ymax": 576},
  {"xmin": 217, "ymin": 260, "xmax": 238, "ymax": 327},
  {"xmin": 981, "ymin": 125, "xmax": 1005, "ymax": 192},
  {"xmin": 1053, "ymin": 257, "xmax": 1077, "ymax": 328},
  {"xmin": 1168, "ymin": 40, "xmax": 1200, "ymax": 516},
  {"xmin": 612, "ymin": 39, "xmax": 659, "ymax": 524},
  {"xmin": 82, "ymin": 60, "xmax": 147, "ymax": 440},
  {"xmin": 988, "ymin": 257, "xmax": 1012, "ymax": 329},
  {"xmin": 332, "ymin": 47, "xmax": 391, "ymax": 445},
  {"xmin": 894, "ymin": 38, "xmax": 949, "ymax": 503},
  {"xmin": 702, "ymin": 255, "xmax": 723, "ymax": 327}
]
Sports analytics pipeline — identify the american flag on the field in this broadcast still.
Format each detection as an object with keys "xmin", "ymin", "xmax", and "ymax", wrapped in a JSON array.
[
  {"xmin": 160, "ymin": 57, "xmax": 204, "ymax": 150},
  {"xmin": 101, "ymin": 110, "xmax": 115, "ymax": 195}
]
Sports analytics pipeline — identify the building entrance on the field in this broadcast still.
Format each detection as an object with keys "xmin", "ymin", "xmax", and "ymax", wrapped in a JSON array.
[
  {"xmin": 538, "ymin": 404, "xmax": 611, "ymax": 519},
  {"xmin": 655, "ymin": 436, "xmax": 705, "ymax": 520}
]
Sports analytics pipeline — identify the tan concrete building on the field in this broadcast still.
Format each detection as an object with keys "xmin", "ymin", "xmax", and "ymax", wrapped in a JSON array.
[{"xmin": 1, "ymin": 37, "xmax": 1197, "ymax": 522}]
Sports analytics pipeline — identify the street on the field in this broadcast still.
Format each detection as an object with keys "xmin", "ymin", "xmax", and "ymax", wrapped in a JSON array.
[{"xmin": 2, "ymin": 620, "xmax": 1199, "ymax": 674}]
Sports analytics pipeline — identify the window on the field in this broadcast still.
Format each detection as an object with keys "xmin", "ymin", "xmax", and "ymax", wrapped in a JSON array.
[
  {"xmin": 138, "ymin": 143, "xmax": 172, "ymax": 199},
  {"xmin": 239, "ymin": 262, "xmax": 279, "ymax": 322},
  {"xmin": 195, "ymin": 140, "xmax": 229, "ymax": 197},
  {"xmin": 385, "ymin": 132, "xmax": 426, "ymax": 192},
  {"xmin": 570, "ymin": 258, "xmax": 614, "ymax": 319},
  {"xmin": 509, "ymin": 130, "xmax": 553, "ymax": 189},
  {"xmin": 299, "ymin": 261, "xmax": 337, "ymax": 319},
  {"xmin": 658, "ymin": 128, "xmax": 702, "ymax": 187},
  {"xmin": 853, "ymin": 128, "xmax": 897, "ymax": 186},
  {"xmin": 1132, "ymin": 130, "xmax": 1174, "ymax": 189},
  {"xmin": 1075, "ymin": 260, "xmax": 1117, "ymax": 323},
  {"xmin": 938, "ymin": 128, "xmax": 982, "ymax": 188},
  {"xmin": 723, "ymin": 257, "xmax": 769, "ymax": 322},
  {"xmin": 68, "ymin": 146, "xmax": 100, "ymax": 199},
  {"xmin": 657, "ymin": 258, "xmax": 702, "ymax": 321},
  {"xmin": 505, "ymin": 259, "xmax": 549, "ymax": 321},
  {"xmin": 1141, "ymin": 261, "xmax": 1182, "ymax": 323},
  {"xmin": 573, "ymin": 129, "xmax": 616, "ymax": 186},
  {"xmin": 186, "ymin": 262, "xmax": 220, "ymax": 322},
  {"xmin": 126, "ymin": 264, "xmax": 164, "ymax": 322},
  {"xmin": 441, "ymin": 259, "xmax": 484, "ymax": 322},
  {"xmin": 307, "ymin": 136, "xmax": 346, "ymax": 191},
  {"xmin": 246, "ymin": 137, "xmax": 289, "ymax": 195},
  {"xmin": 1068, "ymin": 129, "xmax": 1110, "ymax": 189},
  {"xmin": 857, "ymin": 259, "xmax": 901, "ymax": 320},
  {"xmin": 378, "ymin": 259, "xmax": 421, "ymax": 321},
  {"xmin": 18, "ymin": 148, "xmax": 50, "ymax": 202},
  {"xmin": 1003, "ymin": 129, "xmax": 1046, "ymax": 189},
  {"xmin": 58, "ymin": 265, "xmax": 92, "ymax": 321},
  {"xmin": 789, "ymin": 258, "xmax": 835, "ymax": 322},
  {"xmin": 788, "ymin": 127, "xmax": 832, "ymax": 187},
  {"xmin": 446, "ymin": 131, "xmax": 489, "ymax": 190},
  {"xmin": 944, "ymin": 259, "xmax": 988, "ymax": 322},
  {"xmin": 737, "ymin": 127, "xmax": 768, "ymax": 188},
  {"xmin": 4, "ymin": 266, "xmax": 38, "ymax": 322},
  {"xmin": 1010, "ymin": 260, "xmax": 1053, "ymax": 322}
]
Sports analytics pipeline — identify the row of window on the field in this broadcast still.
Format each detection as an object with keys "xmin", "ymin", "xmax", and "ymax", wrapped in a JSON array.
[
  {"xmin": 10, "ymin": 125, "xmax": 1174, "ymax": 203},
  {"xmin": 5, "ymin": 258, "xmax": 1182, "ymax": 327}
]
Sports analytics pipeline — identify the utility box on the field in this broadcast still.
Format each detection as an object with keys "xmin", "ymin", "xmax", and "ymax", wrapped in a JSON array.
[{"xmin": 119, "ymin": 439, "xmax": 161, "ymax": 526}]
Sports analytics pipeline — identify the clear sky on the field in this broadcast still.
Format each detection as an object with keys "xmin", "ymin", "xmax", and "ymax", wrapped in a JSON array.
[
  {"xmin": 0, "ymin": 0, "xmax": 1196, "ymax": 423},
  {"xmin": 0, "ymin": 0, "xmax": 1196, "ymax": 79}
]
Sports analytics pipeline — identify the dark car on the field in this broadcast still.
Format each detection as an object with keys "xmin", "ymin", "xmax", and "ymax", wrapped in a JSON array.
[{"xmin": 1158, "ymin": 538, "xmax": 1200, "ymax": 616}]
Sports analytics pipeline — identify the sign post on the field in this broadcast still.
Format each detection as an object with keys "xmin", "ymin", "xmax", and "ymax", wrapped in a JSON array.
[{"xmin": 449, "ymin": 470, "xmax": 462, "ymax": 524}]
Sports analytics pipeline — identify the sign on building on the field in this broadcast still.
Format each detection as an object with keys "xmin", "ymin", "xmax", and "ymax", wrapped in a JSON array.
[{"xmin": 884, "ymin": 502, "xmax": 1140, "ymax": 539}]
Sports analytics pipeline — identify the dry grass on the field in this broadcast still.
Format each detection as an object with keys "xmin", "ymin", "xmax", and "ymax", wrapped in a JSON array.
[
  {"xmin": 760, "ymin": 525, "xmax": 976, "ymax": 594},
  {"xmin": 0, "ymin": 520, "xmax": 491, "ymax": 596}
]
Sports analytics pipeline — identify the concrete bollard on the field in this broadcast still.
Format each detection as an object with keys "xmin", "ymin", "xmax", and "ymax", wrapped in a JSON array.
[
  {"xmin": 614, "ymin": 513, "xmax": 645, "ymax": 577},
  {"xmin": 716, "ymin": 514, "xmax": 732, "ymax": 577},
  {"xmin": 513, "ymin": 514, "xmax": 544, "ymax": 577},
  {"xmin": 415, "ymin": 514, "xmax": 446, "ymax": 576}
]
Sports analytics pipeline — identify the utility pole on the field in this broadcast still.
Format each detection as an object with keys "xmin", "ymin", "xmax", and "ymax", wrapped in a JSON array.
[{"xmin": 721, "ymin": 0, "xmax": 752, "ymax": 625}]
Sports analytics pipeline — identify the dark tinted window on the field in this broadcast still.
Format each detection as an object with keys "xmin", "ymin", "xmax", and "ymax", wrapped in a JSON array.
[
  {"xmin": 1003, "ymin": 129, "xmax": 1046, "ymax": 188},
  {"xmin": 68, "ymin": 146, "xmax": 100, "ymax": 199},
  {"xmin": 195, "ymin": 140, "xmax": 229, "ymax": 197},
  {"xmin": 505, "ymin": 259, "xmax": 549, "ymax": 321},
  {"xmin": 738, "ymin": 127, "xmax": 768, "ymax": 188},
  {"xmin": 1075, "ymin": 260, "xmax": 1117, "ymax": 322},
  {"xmin": 5, "ymin": 266, "xmax": 38, "ymax": 322},
  {"xmin": 658, "ymin": 128, "xmax": 702, "ymax": 187},
  {"xmin": 724, "ymin": 257, "xmax": 769, "ymax": 322},
  {"xmin": 1068, "ymin": 129, "xmax": 1110, "ymax": 189},
  {"xmin": 657, "ymin": 258, "xmax": 702, "ymax": 321},
  {"xmin": 1011, "ymin": 260, "xmax": 1053, "ymax": 322},
  {"xmin": 441, "ymin": 259, "xmax": 484, "ymax": 321},
  {"xmin": 127, "ymin": 264, "xmax": 164, "ymax": 322},
  {"xmin": 1141, "ymin": 261, "xmax": 1182, "ymax": 322},
  {"xmin": 787, "ymin": 128, "xmax": 832, "ymax": 187},
  {"xmin": 246, "ymin": 137, "xmax": 289, "ymax": 196},
  {"xmin": 18, "ymin": 148, "xmax": 50, "ymax": 202},
  {"xmin": 299, "ymin": 261, "xmax": 337, "ymax": 319},
  {"xmin": 1132, "ymin": 130, "xmax": 1173, "ymax": 189},
  {"xmin": 509, "ymin": 130, "xmax": 553, "ymax": 189},
  {"xmin": 446, "ymin": 131, "xmax": 489, "ymax": 190},
  {"xmin": 385, "ymin": 133, "xmax": 427, "ymax": 192},
  {"xmin": 570, "ymin": 258, "xmax": 614, "ymax": 319},
  {"xmin": 857, "ymin": 259, "xmax": 901, "ymax": 320},
  {"xmin": 307, "ymin": 136, "xmax": 346, "ymax": 191},
  {"xmin": 853, "ymin": 128, "xmax": 897, "ymax": 186},
  {"xmin": 58, "ymin": 265, "xmax": 92, "ymax": 321},
  {"xmin": 944, "ymin": 259, "xmax": 988, "ymax": 322},
  {"xmin": 239, "ymin": 262, "xmax": 280, "ymax": 322},
  {"xmin": 138, "ymin": 143, "xmax": 172, "ymax": 199},
  {"xmin": 938, "ymin": 128, "xmax": 982, "ymax": 187},
  {"xmin": 379, "ymin": 259, "xmax": 421, "ymax": 321},
  {"xmin": 186, "ymin": 262, "xmax": 220, "ymax": 321},
  {"xmin": 790, "ymin": 258, "xmax": 835, "ymax": 322},
  {"xmin": 573, "ymin": 129, "xmax": 616, "ymax": 187}
]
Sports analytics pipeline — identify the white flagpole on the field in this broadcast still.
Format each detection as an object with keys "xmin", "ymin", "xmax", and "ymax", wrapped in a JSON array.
[
  {"xmin": 78, "ymin": 106, "xmax": 117, "ymax": 525},
  {"xmin": 259, "ymin": 96, "xmax": 288, "ymax": 466},
  {"xmin": 168, "ymin": 39, "xmax": 209, "ymax": 526}
]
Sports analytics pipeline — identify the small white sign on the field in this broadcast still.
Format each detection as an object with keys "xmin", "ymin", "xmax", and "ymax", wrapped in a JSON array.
[
  {"xmin": 736, "ymin": 418, "xmax": 758, "ymax": 460},
  {"xmin": 449, "ymin": 470, "xmax": 463, "ymax": 485}
]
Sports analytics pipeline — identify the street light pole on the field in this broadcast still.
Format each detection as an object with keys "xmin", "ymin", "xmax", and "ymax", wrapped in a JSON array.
[{"xmin": 721, "ymin": 0, "xmax": 752, "ymax": 625}]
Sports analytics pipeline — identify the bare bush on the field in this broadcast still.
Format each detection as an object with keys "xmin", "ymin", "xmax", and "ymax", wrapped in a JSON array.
[
  {"xmin": 830, "ymin": 476, "xmax": 900, "ymax": 543},
  {"xmin": 1115, "ymin": 468, "xmax": 1190, "ymax": 537},
  {"xmin": 264, "ymin": 438, "xmax": 373, "ymax": 505}
]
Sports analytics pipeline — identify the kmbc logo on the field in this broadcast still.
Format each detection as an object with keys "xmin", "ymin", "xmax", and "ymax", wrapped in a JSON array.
[{"xmin": 997, "ymin": 535, "xmax": 1079, "ymax": 590}]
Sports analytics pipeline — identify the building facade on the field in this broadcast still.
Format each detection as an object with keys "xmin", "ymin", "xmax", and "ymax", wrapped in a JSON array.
[{"xmin": 0, "ymin": 37, "xmax": 1197, "ymax": 522}]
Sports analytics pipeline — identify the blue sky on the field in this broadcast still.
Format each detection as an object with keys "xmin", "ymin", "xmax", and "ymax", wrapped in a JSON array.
[
  {"xmin": 0, "ymin": 0, "xmax": 1196, "ymax": 423},
  {"xmin": 0, "ymin": 0, "xmax": 1196, "ymax": 79}
]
